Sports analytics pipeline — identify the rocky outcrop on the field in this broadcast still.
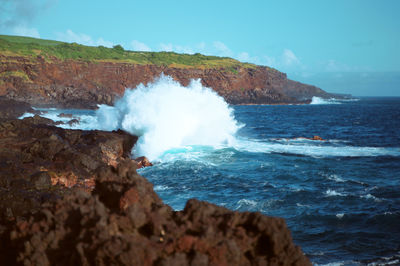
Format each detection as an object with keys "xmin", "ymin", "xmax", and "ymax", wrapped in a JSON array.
[
  {"xmin": 134, "ymin": 156, "xmax": 153, "ymax": 169},
  {"xmin": 0, "ymin": 113, "xmax": 137, "ymax": 219},
  {"xmin": 0, "ymin": 98, "xmax": 311, "ymax": 265},
  {"xmin": 1, "ymin": 161, "xmax": 310, "ymax": 266},
  {"xmin": 0, "ymin": 55, "xmax": 331, "ymax": 107}
]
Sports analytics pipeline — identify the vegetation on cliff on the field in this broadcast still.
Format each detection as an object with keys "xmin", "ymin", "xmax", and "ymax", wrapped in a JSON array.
[
  {"xmin": 0, "ymin": 35, "xmax": 331, "ymax": 106},
  {"xmin": 0, "ymin": 35, "xmax": 259, "ymax": 71}
]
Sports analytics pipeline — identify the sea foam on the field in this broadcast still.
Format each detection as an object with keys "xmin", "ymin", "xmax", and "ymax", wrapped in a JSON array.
[
  {"xmin": 310, "ymin": 97, "xmax": 341, "ymax": 105},
  {"xmin": 95, "ymin": 75, "xmax": 241, "ymax": 160}
]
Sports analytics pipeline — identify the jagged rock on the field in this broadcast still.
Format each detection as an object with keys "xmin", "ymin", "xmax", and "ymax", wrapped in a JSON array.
[
  {"xmin": 311, "ymin": 135, "xmax": 325, "ymax": 141},
  {"xmin": 0, "ymin": 161, "xmax": 311, "ymax": 265},
  {"xmin": 0, "ymin": 113, "xmax": 138, "ymax": 219},
  {"xmin": 30, "ymin": 171, "xmax": 52, "ymax": 190},
  {"xmin": 67, "ymin": 118, "xmax": 79, "ymax": 126},
  {"xmin": 134, "ymin": 156, "xmax": 153, "ymax": 168},
  {"xmin": 58, "ymin": 113, "xmax": 73, "ymax": 118}
]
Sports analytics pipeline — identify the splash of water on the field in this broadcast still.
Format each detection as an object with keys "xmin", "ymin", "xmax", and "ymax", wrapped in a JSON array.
[
  {"xmin": 310, "ymin": 97, "xmax": 341, "ymax": 105},
  {"xmin": 96, "ymin": 75, "xmax": 241, "ymax": 160}
]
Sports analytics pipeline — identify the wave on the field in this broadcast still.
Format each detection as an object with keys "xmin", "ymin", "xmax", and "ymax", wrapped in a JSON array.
[
  {"xmin": 233, "ymin": 138, "xmax": 400, "ymax": 158},
  {"xmin": 310, "ymin": 97, "xmax": 342, "ymax": 105},
  {"xmin": 325, "ymin": 189, "xmax": 346, "ymax": 197},
  {"xmin": 95, "ymin": 75, "xmax": 241, "ymax": 160}
]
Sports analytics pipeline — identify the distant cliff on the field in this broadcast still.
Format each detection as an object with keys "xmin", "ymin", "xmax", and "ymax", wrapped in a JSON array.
[{"xmin": 0, "ymin": 35, "xmax": 333, "ymax": 108}]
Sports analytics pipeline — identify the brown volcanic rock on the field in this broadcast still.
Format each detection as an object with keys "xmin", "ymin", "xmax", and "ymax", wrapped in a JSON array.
[
  {"xmin": 1, "ymin": 161, "xmax": 311, "ymax": 266},
  {"xmin": 0, "ymin": 96, "xmax": 34, "ymax": 120},
  {"xmin": 0, "ymin": 116, "xmax": 137, "ymax": 219},
  {"xmin": 0, "ymin": 55, "xmax": 329, "ymax": 107},
  {"xmin": 134, "ymin": 156, "xmax": 153, "ymax": 168}
]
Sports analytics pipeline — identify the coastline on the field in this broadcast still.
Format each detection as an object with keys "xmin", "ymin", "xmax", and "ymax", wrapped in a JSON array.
[{"xmin": 0, "ymin": 97, "xmax": 311, "ymax": 265}]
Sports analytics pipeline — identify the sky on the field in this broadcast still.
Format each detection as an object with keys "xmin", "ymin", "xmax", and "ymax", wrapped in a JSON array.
[{"xmin": 1, "ymin": 0, "xmax": 400, "ymax": 96}]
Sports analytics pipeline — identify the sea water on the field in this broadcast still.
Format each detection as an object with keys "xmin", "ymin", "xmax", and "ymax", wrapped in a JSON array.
[{"xmin": 21, "ymin": 77, "xmax": 400, "ymax": 265}]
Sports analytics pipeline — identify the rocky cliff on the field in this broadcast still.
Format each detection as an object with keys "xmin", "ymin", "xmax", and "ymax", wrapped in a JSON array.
[
  {"xmin": 1, "ymin": 56, "xmax": 332, "ymax": 108},
  {"xmin": 0, "ymin": 35, "xmax": 336, "ymax": 107},
  {"xmin": 0, "ymin": 55, "xmax": 328, "ymax": 108}
]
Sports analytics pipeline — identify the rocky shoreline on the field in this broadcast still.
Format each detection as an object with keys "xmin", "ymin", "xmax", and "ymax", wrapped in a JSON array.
[{"xmin": 0, "ymin": 97, "xmax": 311, "ymax": 265}]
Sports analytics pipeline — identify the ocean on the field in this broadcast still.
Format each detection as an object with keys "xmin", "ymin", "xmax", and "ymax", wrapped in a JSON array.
[{"xmin": 22, "ymin": 77, "xmax": 400, "ymax": 265}]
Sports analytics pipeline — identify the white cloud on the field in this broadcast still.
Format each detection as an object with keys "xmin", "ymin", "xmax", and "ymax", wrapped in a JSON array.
[
  {"xmin": 325, "ymin": 59, "xmax": 351, "ymax": 72},
  {"xmin": 213, "ymin": 41, "xmax": 232, "ymax": 57},
  {"xmin": 263, "ymin": 55, "xmax": 277, "ymax": 68},
  {"xmin": 257, "ymin": 49, "xmax": 304, "ymax": 72},
  {"xmin": 55, "ymin": 29, "xmax": 114, "ymax": 47},
  {"xmin": 131, "ymin": 40, "xmax": 151, "ymax": 51},
  {"xmin": 236, "ymin": 52, "xmax": 262, "ymax": 65},
  {"xmin": 0, "ymin": 0, "xmax": 56, "ymax": 35},
  {"xmin": 12, "ymin": 25, "xmax": 40, "ymax": 38},
  {"xmin": 175, "ymin": 45, "xmax": 194, "ymax": 54},
  {"xmin": 196, "ymin": 42, "xmax": 206, "ymax": 51},
  {"xmin": 96, "ymin": 38, "xmax": 114, "ymax": 48},
  {"xmin": 159, "ymin": 43, "xmax": 194, "ymax": 54},
  {"xmin": 282, "ymin": 49, "xmax": 300, "ymax": 66},
  {"xmin": 237, "ymin": 52, "xmax": 250, "ymax": 62},
  {"xmin": 159, "ymin": 43, "xmax": 173, "ymax": 52}
]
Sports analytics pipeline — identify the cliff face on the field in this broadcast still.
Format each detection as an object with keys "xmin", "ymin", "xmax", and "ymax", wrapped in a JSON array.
[{"xmin": 0, "ymin": 55, "xmax": 329, "ymax": 108}]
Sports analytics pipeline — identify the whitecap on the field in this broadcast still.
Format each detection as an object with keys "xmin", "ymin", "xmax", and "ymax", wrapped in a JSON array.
[
  {"xmin": 310, "ymin": 96, "xmax": 342, "ymax": 105},
  {"xmin": 328, "ymin": 174, "xmax": 345, "ymax": 183},
  {"xmin": 361, "ymin": 194, "xmax": 382, "ymax": 202},
  {"xmin": 235, "ymin": 199, "xmax": 258, "ymax": 210},
  {"xmin": 233, "ymin": 138, "xmax": 400, "ymax": 158},
  {"xmin": 325, "ymin": 189, "xmax": 346, "ymax": 197},
  {"xmin": 154, "ymin": 185, "xmax": 170, "ymax": 191},
  {"xmin": 18, "ymin": 112, "xmax": 35, "ymax": 119}
]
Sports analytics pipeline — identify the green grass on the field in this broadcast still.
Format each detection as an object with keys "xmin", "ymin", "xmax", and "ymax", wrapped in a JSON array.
[
  {"xmin": 0, "ymin": 35, "xmax": 62, "ymax": 46},
  {"xmin": 0, "ymin": 35, "xmax": 258, "ymax": 70},
  {"xmin": 0, "ymin": 70, "xmax": 32, "ymax": 82}
]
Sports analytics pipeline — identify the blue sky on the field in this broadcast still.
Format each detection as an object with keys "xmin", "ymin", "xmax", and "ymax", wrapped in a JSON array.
[{"xmin": 1, "ymin": 0, "xmax": 400, "ymax": 96}]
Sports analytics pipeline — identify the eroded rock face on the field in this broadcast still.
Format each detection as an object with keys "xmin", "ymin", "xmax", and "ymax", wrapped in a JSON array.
[
  {"xmin": 0, "ymin": 115, "xmax": 137, "ymax": 219},
  {"xmin": 0, "ymin": 55, "xmax": 332, "ymax": 107}
]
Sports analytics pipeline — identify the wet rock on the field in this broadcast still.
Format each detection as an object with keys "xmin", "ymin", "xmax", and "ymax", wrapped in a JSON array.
[
  {"xmin": 58, "ymin": 113, "xmax": 73, "ymax": 118},
  {"xmin": 311, "ymin": 135, "xmax": 325, "ymax": 141},
  {"xmin": 134, "ymin": 156, "xmax": 153, "ymax": 168},
  {"xmin": 67, "ymin": 118, "xmax": 79, "ymax": 126},
  {"xmin": 25, "ymin": 114, "xmax": 63, "ymax": 126},
  {"xmin": 30, "ymin": 171, "xmax": 52, "ymax": 190},
  {"xmin": 295, "ymin": 135, "xmax": 326, "ymax": 141}
]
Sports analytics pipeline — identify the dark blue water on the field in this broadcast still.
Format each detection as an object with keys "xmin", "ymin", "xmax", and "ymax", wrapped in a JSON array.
[{"xmin": 139, "ymin": 97, "xmax": 400, "ymax": 265}]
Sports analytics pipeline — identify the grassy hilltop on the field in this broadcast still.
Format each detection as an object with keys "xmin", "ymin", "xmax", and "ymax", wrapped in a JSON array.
[{"xmin": 0, "ymin": 35, "xmax": 258, "ymax": 71}]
